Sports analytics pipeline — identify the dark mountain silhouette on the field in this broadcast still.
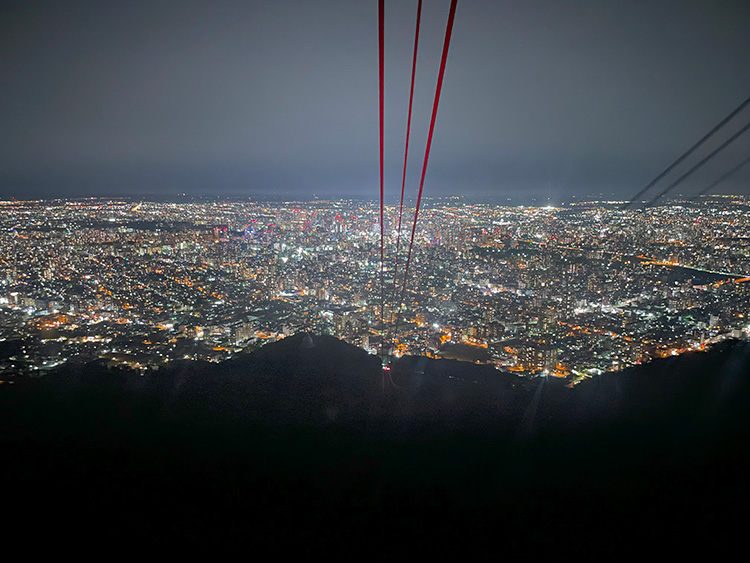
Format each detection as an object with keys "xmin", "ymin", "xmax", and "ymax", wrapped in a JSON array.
[{"xmin": 1, "ymin": 333, "xmax": 749, "ymax": 556}]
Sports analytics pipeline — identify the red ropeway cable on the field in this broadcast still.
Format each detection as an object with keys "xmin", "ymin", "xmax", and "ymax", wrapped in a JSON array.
[
  {"xmin": 378, "ymin": 0, "xmax": 385, "ymax": 325},
  {"xmin": 393, "ymin": 0, "xmax": 457, "ymax": 336},
  {"xmin": 393, "ymin": 0, "xmax": 422, "ymax": 275}
]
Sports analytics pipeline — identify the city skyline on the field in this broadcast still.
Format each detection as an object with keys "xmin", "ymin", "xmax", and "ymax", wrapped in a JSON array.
[{"xmin": 2, "ymin": 194, "xmax": 748, "ymax": 379}]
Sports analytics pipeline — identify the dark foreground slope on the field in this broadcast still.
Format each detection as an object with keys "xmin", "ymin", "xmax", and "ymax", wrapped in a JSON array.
[{"xmin": 2, "ymin": 333, "xmax": 749, "ymax": 556}]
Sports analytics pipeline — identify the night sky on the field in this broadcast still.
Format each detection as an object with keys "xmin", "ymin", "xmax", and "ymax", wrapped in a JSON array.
[{"xmin": 2, "ymin": 0, "xmax": 750, "ymax": 202}]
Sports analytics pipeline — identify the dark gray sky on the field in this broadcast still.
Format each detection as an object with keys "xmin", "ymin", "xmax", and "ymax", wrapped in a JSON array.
[{"xmin": 2, "ymin": 0, "xmax": 750, "ymax": 201}]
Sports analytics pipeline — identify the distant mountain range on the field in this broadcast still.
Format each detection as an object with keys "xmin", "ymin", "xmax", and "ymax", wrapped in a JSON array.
[{"xmin": 2, "ymin": 334, "xmax": 749, "ymax": 556}]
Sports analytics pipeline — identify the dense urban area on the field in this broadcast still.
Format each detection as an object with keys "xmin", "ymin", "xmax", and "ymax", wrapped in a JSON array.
[{"xmin": 1, "ymin": 195, "xmax": 749, "ymax": 383}]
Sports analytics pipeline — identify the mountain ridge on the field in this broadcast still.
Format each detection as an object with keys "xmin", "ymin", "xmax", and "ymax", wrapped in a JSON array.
[{"xmin": 2, "ymin": 333, "xmax": 749, "ymax": 555}]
